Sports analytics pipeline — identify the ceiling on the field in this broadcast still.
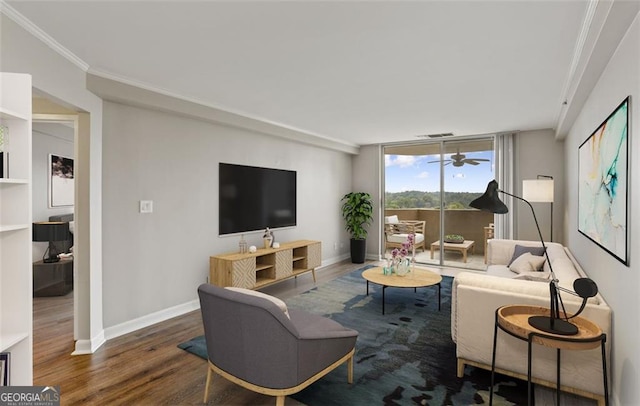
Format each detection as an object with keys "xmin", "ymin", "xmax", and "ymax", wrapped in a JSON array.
[{"xmin": 6, "ymin": 1, "xmax": 591, "ymax": 147}]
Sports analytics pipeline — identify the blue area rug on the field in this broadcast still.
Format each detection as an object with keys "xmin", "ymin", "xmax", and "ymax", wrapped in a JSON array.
[{"xmin": 178, "ymin": 265, "xmax": 528, "ymax": 405}]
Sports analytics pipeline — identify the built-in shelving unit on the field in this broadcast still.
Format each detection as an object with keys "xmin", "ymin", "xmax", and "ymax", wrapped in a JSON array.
[
  {"xmin": 210, "ymin": 240, "xmax": 321, "ymax": 289},
  {"xmin": 0, "ymin": 72, "xmax": 33, "ymax": 385}
]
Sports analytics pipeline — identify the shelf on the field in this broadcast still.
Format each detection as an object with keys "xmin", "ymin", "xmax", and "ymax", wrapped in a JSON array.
[
  {"xmin": 0, "ymin": 332, "xmax": 29, "ymax": 352},
  {"xmin": 292, "ymin": 256, "xmax": 305, "ymax": 262},
  {"xmin": 255, "ymin": 277, "xmax": 275, "ymax": 288},
  {"xmin": 0, "ymin": 178, "xmax": 29, "ymax": 184},
  {"xmin": 0, "ymin": 107, "xmax": 29, "ymax": 121},
  {"xmin": 0, "ymin": 224, "xmax": 30, "ymax": 233},
  {"xmin": 255, "ymin": 263, "xmax": 273, "ymax": 272}
]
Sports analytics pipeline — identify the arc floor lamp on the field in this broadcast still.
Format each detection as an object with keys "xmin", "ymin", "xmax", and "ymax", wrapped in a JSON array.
[{"xmin": 470, "ymin": 180, "xmax": 598, "ymax": 336}]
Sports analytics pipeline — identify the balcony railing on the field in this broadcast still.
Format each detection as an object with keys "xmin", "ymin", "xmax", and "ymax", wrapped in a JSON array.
[{"xmin": 384, "ymin": 208, "xmax": 494, "ymax": 267}]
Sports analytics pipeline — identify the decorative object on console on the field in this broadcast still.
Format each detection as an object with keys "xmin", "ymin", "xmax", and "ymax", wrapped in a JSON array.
[
  {"xmin": 49, "ymin": 154, "xmax": 74, "ymax": 207},
  {"xmin": 578, "ymin": 96, "xmax": 629, "ymax": 265},
  {"xmin": 523, "ymin": 175, "xmax": 554, "ymax": 241},
  {"xmin": 471, "ymin": 180, "xmax": 599, "ymax": 336},
  {"xmin": 238, "ymin": 234, "xmax": 247, "ymax": 254},
  {"xmin": 33, "ymin": 221, "xmax": 70, "ymax": 263},
  {"xmin": 341, "ymin": 192, "xmax": 374, "ymax": 263},
  {"xmin": 263, "ymin": 227, "xmax": 274, "ymax": 248},
  {"xmin": 248, "ymin": 245, "xmax": 257, "ymax": 253},
  {"xmin": 444, "ymin": 234, "xmax": 464, "ymax": 244}
]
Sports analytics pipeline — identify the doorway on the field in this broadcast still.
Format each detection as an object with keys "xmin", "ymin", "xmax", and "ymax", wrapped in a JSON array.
[
  {"xmin": 383, "ymin": 137, "xmax": 495, "ymax": 270},
  {"xmin": 31, "ymin": 111, "xmax": 78, "ymax": 374}
]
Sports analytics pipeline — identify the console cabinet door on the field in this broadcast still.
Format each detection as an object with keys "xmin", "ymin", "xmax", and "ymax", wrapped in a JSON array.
[{"xmin": 231, "ymin": 258, "xmax": 256, "ymax": 288}]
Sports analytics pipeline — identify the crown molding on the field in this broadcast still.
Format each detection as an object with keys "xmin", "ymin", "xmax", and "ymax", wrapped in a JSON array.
[
  {"xmin": 87, "ymin": 69, "xmax": 360, "ymax": 155},
  {"xmin": 555, "ymin": 0, "xmax": 640, "ymax": 139},
  {"xmin": 0, "ymin": 0, "xmax": 89, "ymax": 71}
]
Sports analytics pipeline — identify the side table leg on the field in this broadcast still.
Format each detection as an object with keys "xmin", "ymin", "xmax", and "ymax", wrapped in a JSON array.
[
  {"xmin": 528, "ymin": 335, "xmax": 533, "ymax": 406},
  {"xmin": 382, "ymin": 286, "xmax": 386, "ymax": 315},
  {"xmin": 601, "ymin": 337, "xmax": 609, "ymax": 406},
  {"xmin": 366, "ymin": 280, "xmax": 369, "ymax": 296},
  {"xmin": 490, "ymin": 309, "xmax": 499, "ymax": 405},
  {"xmin": 556, "ymin": 348, "xmax": 561, "ymax": 406}
]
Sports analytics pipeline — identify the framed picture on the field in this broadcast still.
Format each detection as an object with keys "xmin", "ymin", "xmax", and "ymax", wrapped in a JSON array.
[
  {"xmin": 578, "ymin": 96, "xmax": 629, "ymax": 265},
  {"xmin": 0, "ymin": 352, "xmax": 9, "ymax": 386},
  {"xmin": 49, "ymin": 154, "xmax": 74, "ymax": 207}
]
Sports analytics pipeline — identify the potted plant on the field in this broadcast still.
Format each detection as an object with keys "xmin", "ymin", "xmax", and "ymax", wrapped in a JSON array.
[{"xmin": 341, "ymin": 192, "xmax": 374, "ymax": 263}]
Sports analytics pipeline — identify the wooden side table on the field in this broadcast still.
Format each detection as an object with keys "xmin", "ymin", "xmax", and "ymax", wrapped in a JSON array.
[{"xmin": 490, "ymin": 305, "xmax": 608, "ymax": 406}]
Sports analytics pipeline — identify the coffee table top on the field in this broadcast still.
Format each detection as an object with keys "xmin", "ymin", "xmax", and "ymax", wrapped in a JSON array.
[
  {"xmin": 362, "ymin": 267, "xmax": 442, "ymax": 289},
  {"xmin": 431, "ymin": 240, "xmax": 475, "ymax": 249}
]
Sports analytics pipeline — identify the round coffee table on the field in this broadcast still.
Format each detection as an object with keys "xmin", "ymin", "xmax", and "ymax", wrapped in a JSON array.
[{"xmin": 362, "ymin": 267, "xmax": 442, "ymax": 314}]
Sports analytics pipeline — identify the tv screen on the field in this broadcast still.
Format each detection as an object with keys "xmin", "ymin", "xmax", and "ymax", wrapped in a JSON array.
[{"xmin": 219, "ymin": 163, "xmax": 297, "ymax": 235}]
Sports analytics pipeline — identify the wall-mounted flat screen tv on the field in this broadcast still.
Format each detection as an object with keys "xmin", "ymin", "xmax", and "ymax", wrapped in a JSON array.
[{"xmin": 219, "ymin": 163, "xmax": 297, "ymax": 235}]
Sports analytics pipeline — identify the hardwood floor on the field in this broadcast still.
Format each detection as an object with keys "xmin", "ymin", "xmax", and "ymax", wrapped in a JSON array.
[
  {"xmin": 33, "ymin": 259, "xmax": 368, "ymax": 405},
  {"xmin": 34, "ymin": 260, "xmax": 589, "ymax": 405}
]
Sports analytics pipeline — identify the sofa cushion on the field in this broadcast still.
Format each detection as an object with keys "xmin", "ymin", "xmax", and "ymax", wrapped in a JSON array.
[
  {"xmin": 514, "ymin": 271, "xmax": 553, "ymax": 282},
  {"xmin": 509, "ymin": 252, "xmax": 546, "ymax": 273},
  {"xmin": 386, "ymin": 233, "xmax": 425, "ymax": 244},
  {"xmin": 508, "ymin": 244, "xmax": 546, "ymax": 265},
  {"xmin": 225, "ymin": 287, "xmax": 290, "ymax": 318}
]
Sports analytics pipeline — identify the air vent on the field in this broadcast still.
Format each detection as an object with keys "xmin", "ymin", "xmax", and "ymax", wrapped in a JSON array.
[{"xmin": 416, "ymin": 132, "xmax": 454, "ymax": 138}]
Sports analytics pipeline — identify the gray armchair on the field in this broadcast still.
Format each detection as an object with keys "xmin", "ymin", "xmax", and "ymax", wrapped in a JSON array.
[{"xmin": 197, "ymin": 284, "xmax": 358, "ymax": 405}]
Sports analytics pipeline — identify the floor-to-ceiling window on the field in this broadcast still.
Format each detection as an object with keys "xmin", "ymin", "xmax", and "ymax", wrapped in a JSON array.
[{"xmin": 383, "ymin": 137, "xmax": 495, "ymax": 271}]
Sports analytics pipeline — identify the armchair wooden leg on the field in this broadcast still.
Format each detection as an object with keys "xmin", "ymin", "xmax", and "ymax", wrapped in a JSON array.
[
  {"xmin": 204, "ymin": 366, "xmax": 213, "ymax": 403},
  {"xmin": 276, "ymin": 395, "xmax": 285, "ymax": 406},
  {"xmin": 456, "ymin": 358, "xmax": 465, "ymax": 378},
  {"xmin": 347, "ymin": 355, "xmax": 354, "ymax": 384}
]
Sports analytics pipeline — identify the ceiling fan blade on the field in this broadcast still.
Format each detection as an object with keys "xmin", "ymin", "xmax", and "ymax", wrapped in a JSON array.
[
  {"xmin": 428, "ymin": 159, "xmax": 452, "ymax": 164},
  {"xmin": 470, "ymin": 158, "xmax": 490, "ymax": 162},
  {"xmin": 465, "ymin": 160, "xmax": 480, "ymax": 165}
]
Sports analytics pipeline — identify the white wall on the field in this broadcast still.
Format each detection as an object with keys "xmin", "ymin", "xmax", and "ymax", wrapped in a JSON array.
[
  {"xmin": 32, "ymin": 122, "xmax": 74, "ymax": 261},
  {"xmin": 101, "ymin": 101, "xmax": 353, "ymax": 328},
  {"xmin": 513, "ymin": 129, "xmax": 565, "ymax": 243},
  {"xmin": 564, "ymin": 11, "xmax": 640, "ymax": 405}
]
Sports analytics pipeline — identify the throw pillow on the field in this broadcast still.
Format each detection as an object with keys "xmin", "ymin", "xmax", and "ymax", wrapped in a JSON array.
[
  {"xmin": 514, "ymin": 271, "xmax": 553, "ymax": 282},
  {"xmin": 225, "ymin": 287, "xmax": 290, "ymax": 319},
  {"xmin": 509, "ymin": 252, "xmax": 547, "ymax": 274},
  {"xmin": 508, "ymin": 244, "xmax": 546, "ymax": 266}
]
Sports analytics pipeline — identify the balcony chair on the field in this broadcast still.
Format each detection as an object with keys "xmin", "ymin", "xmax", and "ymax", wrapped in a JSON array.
[
  {"xmin": 384, "ymin": 215, "xmax": 426, "ymax": 252},
  {"xmin": 197, "ymin": 284, "xmax": 358, "ymax": 406}
]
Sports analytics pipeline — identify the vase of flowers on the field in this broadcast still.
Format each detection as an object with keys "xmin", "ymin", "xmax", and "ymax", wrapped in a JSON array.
[{"xmin": 391, "ymin": 233, "xmax": 415, "ymax": 276}]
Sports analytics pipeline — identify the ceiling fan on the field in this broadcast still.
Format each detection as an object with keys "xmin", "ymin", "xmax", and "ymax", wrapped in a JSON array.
[{"xmin": 428, "ymin": 149, "xmax": 490, "ymax": 167}]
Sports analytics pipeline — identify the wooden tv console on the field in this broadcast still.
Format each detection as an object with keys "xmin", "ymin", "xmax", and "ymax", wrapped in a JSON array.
[{"xmin": 210, "ymin": 240, "xmax": 321, "ymax": 289}]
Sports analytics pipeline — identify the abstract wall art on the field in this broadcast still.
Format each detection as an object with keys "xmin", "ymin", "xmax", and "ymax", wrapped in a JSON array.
[
  {"xmin": 49, "ymin": 154, "xmax": 74, "ymax": 208},
  {"xmin": 578, "ymin": 96, "xmax": 629, "ymax": 265}
]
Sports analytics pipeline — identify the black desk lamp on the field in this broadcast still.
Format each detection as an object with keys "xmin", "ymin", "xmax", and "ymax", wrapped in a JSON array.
[
  {"xmin": 470, "ymin": 180, "xmax": 598, "ymax": 336},
  {"xmin": 33, "ymin": 221, "xmax": 70, "ymax": 263}
]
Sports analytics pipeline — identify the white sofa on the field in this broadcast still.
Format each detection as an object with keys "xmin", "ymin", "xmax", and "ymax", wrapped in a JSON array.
[{"xmin": 451, "ymin": 239, "xmax": 611, "ymax": 405}]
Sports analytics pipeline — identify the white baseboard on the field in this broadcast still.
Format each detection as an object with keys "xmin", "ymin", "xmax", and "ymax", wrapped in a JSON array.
[
  {"xmin": 103, "ymin": 299, "xmax": 201, "ymax": 341},
  {"xmin": 72, "ymin": 331, "xmax": 106, "ymax": 355},
  {"xmin": 321, "ymin": 253, "xmax": 350, "ymax": 267}
]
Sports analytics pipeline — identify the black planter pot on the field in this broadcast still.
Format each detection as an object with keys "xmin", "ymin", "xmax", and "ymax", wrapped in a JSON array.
[{"xmin": 350, "ymin": 238, "xmax": 367, "ymax": 263}]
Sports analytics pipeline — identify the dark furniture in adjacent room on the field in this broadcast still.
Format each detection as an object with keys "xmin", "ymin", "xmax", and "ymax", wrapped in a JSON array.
[{"xmin": 33, "ymin": 258, "xmax": 73, "ymax": 296}]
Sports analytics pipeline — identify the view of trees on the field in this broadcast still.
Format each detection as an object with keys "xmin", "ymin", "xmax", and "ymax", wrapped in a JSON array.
[{"xmin": 385, "ymin": 190, "xmax": 483, "ymax": 209}]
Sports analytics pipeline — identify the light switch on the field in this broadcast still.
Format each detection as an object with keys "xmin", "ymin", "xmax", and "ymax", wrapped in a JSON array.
[{"xmin": 139, "ymin": 200, "xmax": 153, "ymax": 213}]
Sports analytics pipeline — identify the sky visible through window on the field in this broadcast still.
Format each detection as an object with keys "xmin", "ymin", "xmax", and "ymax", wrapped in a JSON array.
[{"xmin": 385, "ymin": 150, "xmax": 494, "ymax": 193}]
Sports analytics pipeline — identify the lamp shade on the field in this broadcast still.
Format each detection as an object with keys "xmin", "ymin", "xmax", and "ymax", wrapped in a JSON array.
[
  {"xmin": 469, "ymin": 180, "xmax": 508, "ymax": 214},
  {"xmin": 33, "ymin": 221, "xmax": 70, "ymax": 242},
  {"xmin": 522, "ymin": 179, "xmax": 554, "ymax": 203}
]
